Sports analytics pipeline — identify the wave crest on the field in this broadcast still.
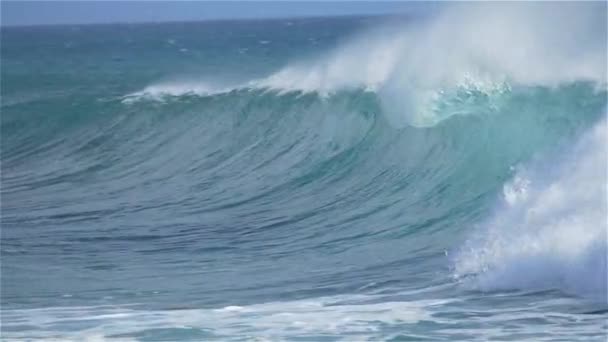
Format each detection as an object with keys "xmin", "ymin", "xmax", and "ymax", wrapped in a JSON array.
[{"xmin": 125, "ymin": 2, "xmax": 606, "ymax": 127}]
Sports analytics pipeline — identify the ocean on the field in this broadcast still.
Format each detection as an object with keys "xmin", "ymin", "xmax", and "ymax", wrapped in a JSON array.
[{"xmin": 1, "ymin": 2, "xmax": 607, "ymax": 341}]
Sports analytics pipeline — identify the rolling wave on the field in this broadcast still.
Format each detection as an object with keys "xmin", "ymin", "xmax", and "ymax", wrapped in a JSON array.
[{"xmin": 2, "ymin": 2, "xmax": 607, "ymax": 340}]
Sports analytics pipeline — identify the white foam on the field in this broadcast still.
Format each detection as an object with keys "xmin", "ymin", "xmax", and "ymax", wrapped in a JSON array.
[
  {"xmin": 453, "ymin": 117, "xmax": 608, "ymax": 301},
  {"xmin": 122, "ymin": 81, "xmax": 235, "ymax": 103},
  {"xmin": 1, "ymin": 295, "xmax": 434, "ymax": 341}
]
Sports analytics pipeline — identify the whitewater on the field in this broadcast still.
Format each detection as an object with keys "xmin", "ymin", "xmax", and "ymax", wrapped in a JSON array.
[{"xmin": 1, "ymin": 2, "xmax": 607, "ymax": 341}]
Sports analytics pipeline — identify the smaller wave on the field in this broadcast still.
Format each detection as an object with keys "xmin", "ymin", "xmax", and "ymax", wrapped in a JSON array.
[{"xmin": 453, "ymin": 117, "xmax": 608, "ymax": 302}]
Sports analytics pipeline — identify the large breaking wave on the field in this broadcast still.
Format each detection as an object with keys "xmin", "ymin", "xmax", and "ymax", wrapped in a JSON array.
[
  {"xmin": 2, "ymin": 2, "xmax": 607, "ymax": 341},
  {"xmin": 116, "ymin": 1, "xmax": 608, "ymax": 302}
]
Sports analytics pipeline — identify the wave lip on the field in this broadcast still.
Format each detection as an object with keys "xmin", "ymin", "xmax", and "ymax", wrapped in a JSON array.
[{"xmin": 124, "ymin": 1, "xmax": 606, "ymax": 128}]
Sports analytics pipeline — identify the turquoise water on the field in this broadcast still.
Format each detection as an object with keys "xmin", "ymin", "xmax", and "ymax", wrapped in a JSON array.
[{"xmin": 2, "ymin": 3, "xmax": 608, "ymax": 341}]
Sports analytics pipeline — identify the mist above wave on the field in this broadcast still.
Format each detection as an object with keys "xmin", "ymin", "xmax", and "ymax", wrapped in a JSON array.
[{"xmin": 126, "ymin": 2, "xmax": 606, "ymax": 127}]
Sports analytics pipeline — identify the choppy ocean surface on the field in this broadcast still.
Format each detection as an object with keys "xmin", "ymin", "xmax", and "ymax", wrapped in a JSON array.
[{"xmin": 2, "ymin": 2, "xmax": 607, "ymax": 341}]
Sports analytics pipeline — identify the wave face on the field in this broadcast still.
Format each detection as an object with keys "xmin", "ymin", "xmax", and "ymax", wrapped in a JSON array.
[{"xmin": 2, "ymin": 3, "xmax": 607, "ymax": 341}]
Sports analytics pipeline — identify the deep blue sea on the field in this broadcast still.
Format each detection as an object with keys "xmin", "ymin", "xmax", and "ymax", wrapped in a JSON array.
[{"xmin": 2, "ymin": 2, "xmax": 608, "ymax": 341}]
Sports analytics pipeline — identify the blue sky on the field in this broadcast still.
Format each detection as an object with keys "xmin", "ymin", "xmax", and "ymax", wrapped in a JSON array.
[{"xmin": 1, "ymin": 1, "xmax": 436, "ymax": 27}]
